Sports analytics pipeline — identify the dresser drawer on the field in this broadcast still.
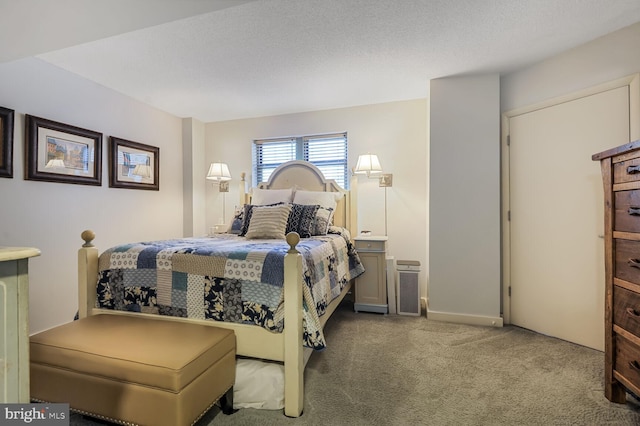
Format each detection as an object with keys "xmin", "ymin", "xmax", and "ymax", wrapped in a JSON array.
[
  {"xmin": 613, "ymin": 285, "xmax": 640, "ymax": 336},
  {"xmin": 615, "ymin": 334, "xmax": 640, "ymax": 390},
  {"xmin": 614, "ymin": 156, "xmax": 640, "ymax": 184},
  {"xmin": 615, "ymin": 239, "xmax": 640, "ymax": 285},
  {"xmin": 354, "ymin": 240, "xmax": 386, "ymax": 252},
  {"xmin": 615, "ymin": 190, "xmax": 640, "ymax": 233}
]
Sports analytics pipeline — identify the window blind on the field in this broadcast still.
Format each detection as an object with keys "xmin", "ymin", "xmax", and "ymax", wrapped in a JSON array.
[
  {"xmin": 303, "ymin": 133, "xmax": 348, "ymax": 187},
  {"xmin": 253, "ymin": 132, "xmax": 348, "ymax": 188},
  {"xmin": 254, "ymin": 138, "xmax": 296, "ymax": 184}
]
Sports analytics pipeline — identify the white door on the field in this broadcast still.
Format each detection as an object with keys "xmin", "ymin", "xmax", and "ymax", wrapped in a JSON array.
[{"xmin": 508, "ymin": 85, "xmax": 630, "ymax": 350}]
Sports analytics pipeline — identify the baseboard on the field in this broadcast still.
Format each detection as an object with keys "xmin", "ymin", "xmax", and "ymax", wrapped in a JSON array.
[{"xmin": 426, "ymin": 309, "xmax": 503, "ymax": 327}]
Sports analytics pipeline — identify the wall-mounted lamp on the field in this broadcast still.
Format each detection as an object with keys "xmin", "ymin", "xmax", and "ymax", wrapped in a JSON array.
[
  {"xmin": 353, "ymin": 153, "xmax": 393, "ymax": 236},
  {"xmin": 354, "ymin": 153, "xmax": 383, "ymax": 177},
  {"xmin": 206, "ymin": 162, "xmax": 232, "ymax": 224},
  {"xmin": 206, "ymin": 162, "xmax": 232, "ymax": 182}
]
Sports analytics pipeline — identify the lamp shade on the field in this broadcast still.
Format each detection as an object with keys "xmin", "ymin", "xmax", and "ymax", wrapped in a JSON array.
[
  {"xmin": 206, "ymin": 162, "xmax": 232, "ymax": 181},
  {"xmin": 354, "ymin": 154, "xmax": 382, "ymax": 175}
]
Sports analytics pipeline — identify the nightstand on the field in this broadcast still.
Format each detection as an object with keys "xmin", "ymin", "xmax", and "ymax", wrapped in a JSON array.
[{"xmin": 353, "ymin": 236, "xmax": 388, "ymax": 314}]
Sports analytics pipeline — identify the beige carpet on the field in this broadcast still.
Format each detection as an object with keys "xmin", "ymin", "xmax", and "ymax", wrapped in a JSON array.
[{"xmin": 71, "ymin": 300, "xmax": 640, "ymax": 425}]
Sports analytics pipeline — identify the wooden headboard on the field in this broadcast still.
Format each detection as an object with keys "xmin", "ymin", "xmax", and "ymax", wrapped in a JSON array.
[{"xmin": 239, "ymin": 160, "xmax": 355, "ymax": 235}]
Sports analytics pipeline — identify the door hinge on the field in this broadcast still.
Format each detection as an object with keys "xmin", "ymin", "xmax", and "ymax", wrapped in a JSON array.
[
  {"xmin": 507, "ymin": 210, "xmax": 511, "ymax": 221},
  {"xmin": 506, "ymin": 135, "xmax": 511, "ymax": 146},
  {"xmin": 508, "ymin": 286, "xmax": 511, "ymax": 297}
]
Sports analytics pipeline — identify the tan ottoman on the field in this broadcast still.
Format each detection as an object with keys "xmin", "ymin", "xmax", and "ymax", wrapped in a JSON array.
[{"xmin": 30, "ymin": 314, "xmax": 236, "ymax": 426}]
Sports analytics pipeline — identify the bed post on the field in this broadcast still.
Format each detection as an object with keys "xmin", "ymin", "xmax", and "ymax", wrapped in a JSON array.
[
  {"xmin": 349, "ymin": 173, "xmax": 358, "ymax": 236},
  {"xmin": 283, "ymin": 232, "xmax": 303, "ymax": 417},
  {"xmin": 78, "ymin": 230, "xmax": 99, "ymax": 319},
  {"xmin": 239, "ymin": 172, "xmax": 249, "ymax": 205}
]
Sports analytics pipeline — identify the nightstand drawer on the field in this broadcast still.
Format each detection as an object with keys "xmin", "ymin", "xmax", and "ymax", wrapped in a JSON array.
[{"xmin": 354, "ymin": 240, "xmax": 386, "ymax": 251}]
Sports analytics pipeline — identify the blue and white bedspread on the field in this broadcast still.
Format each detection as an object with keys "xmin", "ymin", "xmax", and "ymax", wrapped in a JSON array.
[{"xmin": 96, "ymin": 227, "xmax": 364, "ymax": 350}]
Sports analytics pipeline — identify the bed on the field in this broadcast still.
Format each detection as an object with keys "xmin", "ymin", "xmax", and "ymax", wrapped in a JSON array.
[{"xmin": 76, "ymin": 160, "xmax": 363, "ymax": 417}]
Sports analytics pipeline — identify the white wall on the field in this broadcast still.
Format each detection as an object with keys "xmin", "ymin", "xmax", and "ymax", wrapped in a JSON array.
[
  {"xmin": 0, "ymin": 58, "xmax": 184, "ymax": 334},
  {"xmin": 205, "ymin": 99, "xmax": 429, "ymax": 298},
  {"xmin": 182, "ymin": 117, "xmax": 206, "ymax": 237},
  {"xmin": 428, "ymin": 74, "xmax": 502, "ymax": 324},
  {"xmin": 502, "ymin": 21, "xmax": 640, "ymax": 113},
  {"xmin": 498, "ymin": 21, "xmax": 640, "ymax": 328}
]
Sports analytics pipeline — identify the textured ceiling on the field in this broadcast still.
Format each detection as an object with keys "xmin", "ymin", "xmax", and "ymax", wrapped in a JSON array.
[
  {"xmin": 23, "ymin": 0, "xmax": 640, "ymax": 122},
  {"xmin": 0, "ymin": 0, "xmax": 256, "ymax": 63}
]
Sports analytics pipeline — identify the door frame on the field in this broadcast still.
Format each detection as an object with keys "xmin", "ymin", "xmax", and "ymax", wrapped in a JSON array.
[{"xmin": 501, "ymin": 73, "xmax": 640, "ymax": 324}]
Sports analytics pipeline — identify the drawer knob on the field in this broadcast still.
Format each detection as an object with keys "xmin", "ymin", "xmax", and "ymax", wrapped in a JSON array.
[
  {"xmin": 629, "ymin": 207, "xmax": 640, "ymax": 216},
  {"xmin": 626, "ymin": 307, "xmax": 640, "ymax": 318},
  {"xmin": 628, "ymin": 165, "xmax": 640, "ymax": 174},
  {"xmin": 628, "ymin": 258, "xmax": 640, "ymax": 269}
]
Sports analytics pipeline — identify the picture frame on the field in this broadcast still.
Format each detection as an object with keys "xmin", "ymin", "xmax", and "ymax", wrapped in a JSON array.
[
  {"xmin": 25, "ymin": 115, "xmax": 102, "ymax": 185},
  {"xmin": 0, "ymin": 106, "xmax": 15, "ymax": 178},
  {"xmin": 109, "ymin": 136, "xmax": 159, "ymax": 190}
]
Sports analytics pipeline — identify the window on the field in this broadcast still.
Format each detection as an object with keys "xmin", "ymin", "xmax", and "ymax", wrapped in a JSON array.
[{"xmin": 253, "ymin": 132, "xmax": 348, "ymax": 188}]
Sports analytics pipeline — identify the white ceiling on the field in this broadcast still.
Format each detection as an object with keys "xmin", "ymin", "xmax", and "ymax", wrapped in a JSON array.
[{"xmin": 6, "ymin": 0, "xmax": 640, "ymax": 122}]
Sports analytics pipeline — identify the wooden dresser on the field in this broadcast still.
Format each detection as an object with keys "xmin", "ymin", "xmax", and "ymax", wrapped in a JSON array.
[{"xmin": 593, "ymin": 140, "xmax": 640, "ymax": 403}]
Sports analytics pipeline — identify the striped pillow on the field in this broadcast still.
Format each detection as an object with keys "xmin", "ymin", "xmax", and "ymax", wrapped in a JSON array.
[
  {"xmin": 239, "ymin": 202, "xmax": 283, "ymax": 236},
  {"xmin": 244, "ymin": 204, "xmax": 293, "ymax": 239}
]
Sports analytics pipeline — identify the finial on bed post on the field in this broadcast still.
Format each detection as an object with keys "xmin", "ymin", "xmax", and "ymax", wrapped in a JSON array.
[
  {"xmin": 286, "ymin": 232, "xmax": 300, "ymax": 253},
  {"xmin": 81, "ymin": 230, "xmax": 96, "ymax": 248},
  {"xmin": 239, "ymin": 172, "xmax": 248, "ymax": 206}
]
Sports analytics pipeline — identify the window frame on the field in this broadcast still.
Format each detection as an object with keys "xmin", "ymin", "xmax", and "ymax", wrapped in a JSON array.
[{"xmin": 253, "ymin": 132, "xmax": 348, "ymax": 188}]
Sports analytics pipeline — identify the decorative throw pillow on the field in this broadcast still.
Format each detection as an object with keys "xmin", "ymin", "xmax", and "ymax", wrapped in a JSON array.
[
  {"xmin": 313, "ymin": 206, "xmax": 335, "ymax": 236},
  {"xmin": 293, "ymin": 190, "xmax": 342, "ymax": 235},
  {"xmin": 251, "ymin": 187, "xmax": 294, "ymax": 205},
  {"xmin": 244, "ymin": 204, "xmax": 292, "ymax": 240},
  {"xmin": 286, "ymin": 204, "xmax": 320, "ymax": 238},
  {"xmin": 227, "ymin": 207, "xmax": 244, "ymax": 234},
  {"xmin": 239, "ymin": 202, "xmax": 283, "ymax": 236}
]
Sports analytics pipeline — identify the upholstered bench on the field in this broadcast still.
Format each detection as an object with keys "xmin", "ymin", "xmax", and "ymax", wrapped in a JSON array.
[{"xmin": 30, "ymin": 314, "xmax": 236, "ymax": 426}]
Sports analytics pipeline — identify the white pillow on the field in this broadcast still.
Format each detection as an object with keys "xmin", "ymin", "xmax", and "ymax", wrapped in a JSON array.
[
  {"xmin": 234, "ymin": 358, "xmax": 284, "ymax": 409},
  {"xmin": 251, "ymin": 187, "xmax": 294, "ymax": 205},
  {"xmin": 292, "ymin": 190, "xmax": 342, "ymax": 210}
]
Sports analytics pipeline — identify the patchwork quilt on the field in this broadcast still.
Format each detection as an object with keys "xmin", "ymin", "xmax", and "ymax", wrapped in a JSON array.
[{"xmin": 96, "ymin": 227, "xmax": 364, "ymax": 350}]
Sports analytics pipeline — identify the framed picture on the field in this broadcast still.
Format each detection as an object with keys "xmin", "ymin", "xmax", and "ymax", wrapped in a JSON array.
[
  {"xmin": 25, "ymin": 115, "xmax": 102, "ymax": 185},
  {"xmin": 0, "ymin": 106, "xmax": 15, "ymax": 178},
  {"xmin": 109, "ymin": 136, "xmax": 159, "ymax": 190}
]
